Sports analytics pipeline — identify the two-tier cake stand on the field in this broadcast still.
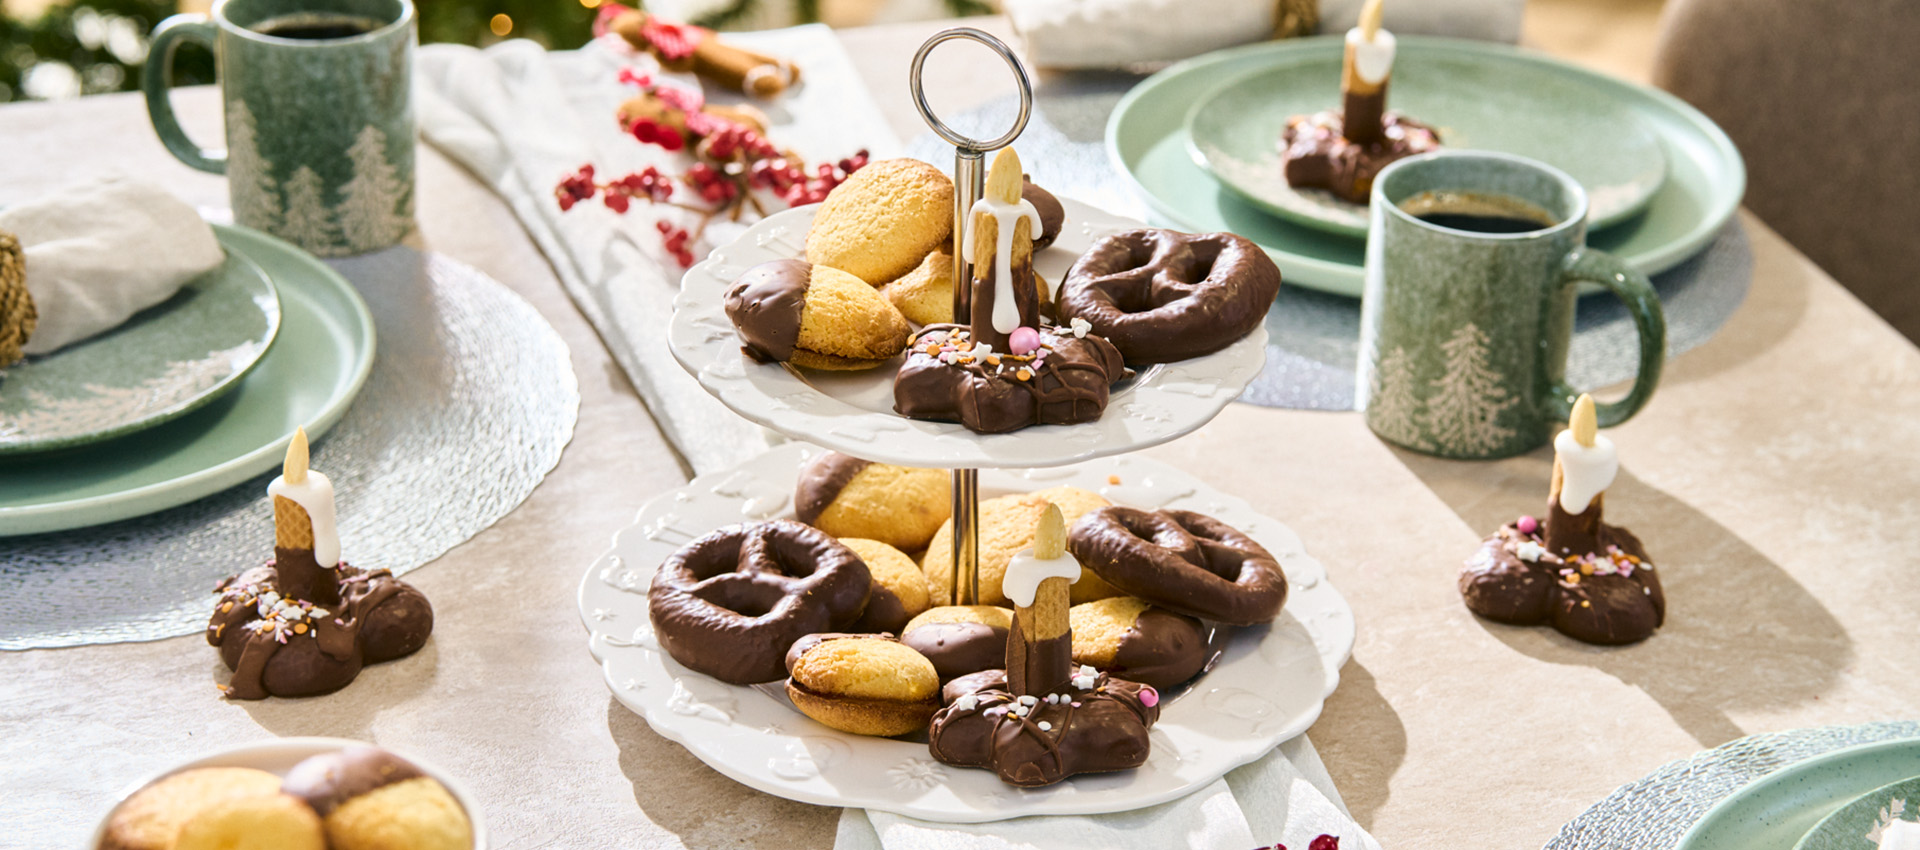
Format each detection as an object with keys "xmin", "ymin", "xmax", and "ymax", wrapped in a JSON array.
[{"xmin": 578, "ymin": 29, "xmax": 1355, "ymax": 822}]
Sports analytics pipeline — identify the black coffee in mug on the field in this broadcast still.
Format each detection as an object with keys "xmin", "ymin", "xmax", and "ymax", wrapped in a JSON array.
[
  {"xmin": 251, "ymin": 13, "xmax": 382, "ymax": 39},
  {"xmin": 1398, "ymin": 190, "xmax": 1560, "ymax": 234}
]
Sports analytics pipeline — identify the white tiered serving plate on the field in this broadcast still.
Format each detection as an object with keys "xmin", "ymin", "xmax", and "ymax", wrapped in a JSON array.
[
  {"xmin": 668, "ymin": 200, "xmax": 1269, "ymax": 469},
  {"xmin": 579, "ymin": 442, "xmax": 1355, "ymax": 822}
]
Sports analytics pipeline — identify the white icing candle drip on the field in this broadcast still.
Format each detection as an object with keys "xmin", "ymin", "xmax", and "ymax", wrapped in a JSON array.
[
  {"xmin": 1554, "ymin": 429, "xmax": 1618, "ymax": 515},
  {"xmin": 269, "ymin": 470, "xmax": 341, "ymax": 568},
  {"xmin": 1880, "ymin": 820, "xmax": 1920, "ymax": 850},
  {"xmin": 1346, "ymin": 27, "xmax": 1396, "ymax": 85},
  {"xmin": 960, "ymin": 195, "xmax": 1042, "ymax": 334},
  {"xmin": 1001, "ymin": 547, "xmax": 1081, "ymax": 608}
]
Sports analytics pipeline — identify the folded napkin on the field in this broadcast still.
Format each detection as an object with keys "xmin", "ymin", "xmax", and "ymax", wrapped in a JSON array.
[
  {"xmin": 0, "ymin": 176, "xmax": 224, "ymax": 356},
  {"xmin": 1006, "ymin": 0, "xmax": 1525, "ymax": 69},
  {"xmin": 836, "ymin": 736, "xmax": 1381, "ymax": 850}
]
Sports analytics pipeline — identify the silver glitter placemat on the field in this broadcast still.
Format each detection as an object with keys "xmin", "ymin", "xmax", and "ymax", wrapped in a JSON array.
[
  {"xmin": 0, "ymin": 248, "xmax": 578, "ymax": 650},
  {"xmin": 907, "ymin": 89, "xmax": 1753, "ymax": 411},
  {"xmin": 1546, "ymin": 721, "xmax": 1920, "ymax": 849}
]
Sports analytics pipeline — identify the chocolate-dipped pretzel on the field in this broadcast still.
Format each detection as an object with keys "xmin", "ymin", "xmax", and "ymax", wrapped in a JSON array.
[
  {"xmin": 1068, "ymin": 507, "xmax": 1287, "ymax": 626},
  {"xmin": 1057, "ymin": 229, "xmax": 1281, "ymax": 366},
  {"xmin": 648, "ymin": 520, "xmax": 872, "ymax": 683}
]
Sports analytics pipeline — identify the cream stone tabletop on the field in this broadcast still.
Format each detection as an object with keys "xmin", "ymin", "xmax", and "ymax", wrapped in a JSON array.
[{"xmin": 5, "ymin": 16, "xmax": 1919, "ymax": 850}]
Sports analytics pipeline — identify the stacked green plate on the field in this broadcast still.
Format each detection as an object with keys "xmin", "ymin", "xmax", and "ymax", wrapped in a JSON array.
[
  {"xmin": 0, "ymin": 224, "xmax": 375, "ymax": 536},
  {"xmin": 1107, "ymin": 35, "xmax": 1746, "ymax": 297}
]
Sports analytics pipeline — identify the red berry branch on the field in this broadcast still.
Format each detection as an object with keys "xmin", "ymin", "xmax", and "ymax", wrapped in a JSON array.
[{"xmin": 553, "ymin": 67, "xmax": 869, "ymax": 268}]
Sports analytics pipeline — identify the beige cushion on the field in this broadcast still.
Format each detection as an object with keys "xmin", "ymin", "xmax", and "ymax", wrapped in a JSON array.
[{"xmin": 1653, "ymin": 0, "xmax": 1920, "ymax": 341}]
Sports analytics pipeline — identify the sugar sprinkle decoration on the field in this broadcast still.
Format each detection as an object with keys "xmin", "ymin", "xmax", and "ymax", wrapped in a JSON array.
[
  {"xmin": 1069, "ymin": 317, "xmax": 1092, "ymax": 339},
  {"xmin": 1037, "ymin": 721, "xmax": 1053, "ymax": 731},
  {"xmin": 951, "ymin": 693, "xmax": 979, "ymax": 712}
]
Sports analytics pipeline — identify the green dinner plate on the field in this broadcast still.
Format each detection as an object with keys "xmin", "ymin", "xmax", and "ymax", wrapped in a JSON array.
[
  {"xmin": 1797, "ymin": 775, "xmax": 1920, "ymax": 850},
  {"xmin": 0, "ymin": 246, "xmax": 280, "ymax": 455},
  {"xmin": 1186, "ymin": 46, "xmax": 1667, "ymax": 238},
  {"xmin": 1109, "ymin": 36, "xmax": 1746, "ymax": 297},
  {"xmin": 0, "ymin": 224, "xmax": 374, "ymax": 536},
  {"xmin": 1676, "ymin": 738, "xmax": 1920, "ymax": 850}
]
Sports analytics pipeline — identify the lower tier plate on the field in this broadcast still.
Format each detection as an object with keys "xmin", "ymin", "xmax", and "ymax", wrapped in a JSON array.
[{"xmin": 578, "ymin": 441, "xmax": 1355, "ymax": 822}]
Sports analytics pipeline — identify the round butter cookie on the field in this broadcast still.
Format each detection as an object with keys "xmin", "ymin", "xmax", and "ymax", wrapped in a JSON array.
[
  {"xmin": 726, "ymin": 260, "xmax": 910, "ymax": 370},
  {"xmin": 795, "ymin": 451, "xmax": 949, "ymax": 551},
  {"xmin": 174, "ymin": 794, "xmax": 325, "ymax": 850},
  {"xmin": 103, "ymin": 767, "xmax": 283, "ymax": 850},
  {"xmin": 921, "ymin": 486, "xmax": 1125, "ymax": 606},
  {"xmin": 841, "ymin": 538, "xmax": 932, "ymax": 634},
  {"xmin": 806, "ymin": 158, "xmax": 954, "ymax": 285},
  {"xmin": 1069, "ymin": 596, "xmax": 1209, "ymax": 689},
  {"xmin": 785, "ymin": 633, "xmax": 942, "ymax": 736}
]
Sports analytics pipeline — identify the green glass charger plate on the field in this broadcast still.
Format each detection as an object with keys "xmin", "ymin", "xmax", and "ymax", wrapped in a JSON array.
[
  {"xmin": 1676, "ymin": 738, "xmax": 1920, "ymax": 850},
  {"xmin": 1108, "ymin": 36, "xmax": 1746, "ymax": 297},
  {"xmin": 0, "ymin": 224, "xmax": 375, "ymax": 536},
  {"xmin": 0, "ymin": 242, "xmax": 281, "ymax": 454},
  {"xmin": 1186, "ymin": 45, "xmax": 1667, "ymax": 238}
]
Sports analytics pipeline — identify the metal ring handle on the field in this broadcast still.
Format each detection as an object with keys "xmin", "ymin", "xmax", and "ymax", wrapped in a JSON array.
[{"xmin": 909, "ymin": 27, "xmax": 1033, "ymax": 152}]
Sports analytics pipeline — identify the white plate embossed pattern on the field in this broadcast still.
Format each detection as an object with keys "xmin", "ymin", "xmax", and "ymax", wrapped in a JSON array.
[
  {"xmin": 667, "ymin": 200, "xmax": 1269, "ymax": 470},
  {"xmin": 579, "ymin": 442, "xmax": 1355, "ymax": 822}
]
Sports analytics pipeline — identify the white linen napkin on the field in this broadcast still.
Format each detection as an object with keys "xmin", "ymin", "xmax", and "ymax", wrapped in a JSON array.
[
  {"xmin": 1006, "ymin": 0, "xmax": 1525, "ymax": 69},
  {"xmin": 836, "ymin": 736, "xmax": 1380, "ymax": 850},
  {"xmin": 415, "ymin": 28, "xmax": 897, "ymax": 475},
  {"xmin": 0, "ymin": 176, "xmax": 224, "ymax": 354}
]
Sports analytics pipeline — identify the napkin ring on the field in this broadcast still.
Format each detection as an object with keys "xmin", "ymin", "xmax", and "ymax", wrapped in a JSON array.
[{"xmin": 0, "ymin": 227, "xmax": 35, "ymax": 367}]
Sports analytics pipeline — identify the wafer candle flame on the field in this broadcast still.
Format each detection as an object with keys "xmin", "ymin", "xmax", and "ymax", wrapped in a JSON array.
[
  {"xmin": 1553, "ymin": 394, "xmax": 1616, "ymax": 515},
  {"xmin": 268, "ymin": 427, "xmax": 342, "ymax": 568}
]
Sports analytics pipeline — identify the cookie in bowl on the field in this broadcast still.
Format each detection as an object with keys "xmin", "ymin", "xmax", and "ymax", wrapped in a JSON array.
[
  {"xmin": 724, "ymin": 259, "xmax": 911, "ymax": 370},
  {"xmin": 284, "ymin": 746, "xmax": 472, "ymax": 850},
  {"xmin": 785, "ymin": 633, "xmax": 942, "ymax": 737}
]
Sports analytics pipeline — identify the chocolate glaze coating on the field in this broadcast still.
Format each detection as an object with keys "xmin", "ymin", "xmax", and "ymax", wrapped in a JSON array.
[
  {"xmin": 1460, "ymin": 506, "xmax": 1665, "ymax": 646},
  {"xmin": 1108, "ymin": 608, "xmax": 1209, "ymax": 689},
  {"xmin": 1069, "ymin": 507, "xmax": 1287, "ymax": 627},
  {"xmin": 282, "ymin": 746, "xmax": 425, "ymax": 817},
  {"xmin": 893, "ymin": 324, "xmax": 1126, "ymax": 434},
  {"xmin": 724, "ymin": 259, "xmax": 811, "ymax": 363},
  {"xmin": 648, "ymin": 520, "xmax": 872, "ymax": 684},
  {"xmin": 848, "ymin": 582, "xmax": 910, "ymax": 634},
  {"xmin": 1022, "ymin": 178, "xmax": 1065, "ymax": 251},
  {"xmin": 903, "ymin": 622, "xmax": 1010, "ymax": 682},
  {"xmin": 793, "ymin": 451, "xmax": 872, "ymax": 526},
  {"xmin": 1281, "ymin": 109, "xmax": 1441, "ymax": 204},
  {"xmin": 207, "ymin": 554, "xmax": 433, "ymax": 700},
  {"xmin": 928, "ymin": 668, "xmax": 1159, "ymax": 787},
  {"xmin": 1057, "ymin": 229, "xmax": 1281, "ymax": 366}
]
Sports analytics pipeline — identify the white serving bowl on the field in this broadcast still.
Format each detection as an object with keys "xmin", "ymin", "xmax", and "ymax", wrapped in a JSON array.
[{"xmin": 89, "ymin": 736, "xmax": 486, "ymax": 849}]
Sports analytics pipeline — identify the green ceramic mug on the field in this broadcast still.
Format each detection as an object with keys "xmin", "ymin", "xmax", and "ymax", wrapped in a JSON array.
[
  {"xmin": 1357, "ymin": 151, "xmax": 1665, "ymax": 459},
  {"xmin": 144, "ymin": 0, "xmax": 416, "ymax": 257}
]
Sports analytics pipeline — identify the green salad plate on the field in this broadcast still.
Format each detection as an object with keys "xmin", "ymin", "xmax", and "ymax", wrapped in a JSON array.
[
  {"xmin": 0, "ymin": 245, "xmax": 280, "ymax": 455},
  {"xmin": 1677, "ymin": 738, "xmax": 1920, "ymax": 850},
  {"xmin": 0, "ymin": 224, "xmax": 375, "ymax": 536},
  {"xmin": 1796, "ymin": 774, "xmax": 1920, "ymax": 850},
  {"xmin": 1109, "ymin": 35, "xmax": 1746, "ymax": 297},
  {"xmin": 1186, "ymin": 46, "xmax": 1667, "ymax": 238}
]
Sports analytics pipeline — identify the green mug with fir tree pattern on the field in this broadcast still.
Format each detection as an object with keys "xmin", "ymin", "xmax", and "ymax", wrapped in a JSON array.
[
  {"xmin": 1357, "ymin": 151, "xmax": 1665, "ymax": 459},
  {"xmin": 144, "ymin": 0, "xmax": 415, "ymax": 257}
]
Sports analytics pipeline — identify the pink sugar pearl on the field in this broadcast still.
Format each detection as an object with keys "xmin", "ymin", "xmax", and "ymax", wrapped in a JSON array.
[
  {"xmin": 1517, "ymin": 515, "xmax": 1539, "ymax": 534},
  {"xmin": 1139, "ymin": 686, "xmax": 1159, "ymax": 708},
  {"xmin": 1009, "ymin": 326, "xmax": 1041, "ymax": 355}
]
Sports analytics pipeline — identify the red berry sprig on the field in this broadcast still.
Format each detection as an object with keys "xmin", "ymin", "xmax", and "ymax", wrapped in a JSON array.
[{"xmin": 556, "ymin": 66, "xmax": 870, "ymax": 267}]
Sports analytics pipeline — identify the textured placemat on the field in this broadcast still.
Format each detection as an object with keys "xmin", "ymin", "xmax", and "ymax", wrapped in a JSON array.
[
  {"xmin": 0, "ymin": 248, "xmax": 578, "ymax": 650},
  {"xmin": 906, "ymin": 89, "xmax": 1753, "ymax": 411},
  {"xmin": 1546, "ymin": 721, "xmax": 1920, "ymax": 850}
]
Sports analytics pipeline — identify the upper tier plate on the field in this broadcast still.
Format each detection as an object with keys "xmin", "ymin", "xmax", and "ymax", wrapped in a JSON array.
[
  {"xmin": 669, "ymin": 199, "xmax": 1268, "ymax": 469},
  {"xmin": 579, "ymin": 442, "xmax": 1356, "ymax": 822}
]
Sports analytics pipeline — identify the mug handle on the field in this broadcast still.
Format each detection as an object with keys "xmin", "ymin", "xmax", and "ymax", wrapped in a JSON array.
[
  {"xmin": 143, "ymin": 14, "xmax": 225, "ymax": 175},
  {"xmin": 1546, "ymin": 248, "xmax": 1667, "ymax": 427}
]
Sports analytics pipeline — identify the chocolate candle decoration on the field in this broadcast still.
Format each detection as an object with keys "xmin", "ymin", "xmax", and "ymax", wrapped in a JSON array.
[
  {"xmin": 1341, "ymin": 0, "xmax": 1393, "ymax": 146},
  {"xmin": 961, "ymin": 147, "xmax": 1041, "ymax": 352},
  {"xmin": 1546, "ymin": 394, "xmax": 1614, "ymax": 557},
  {"xmin": 1003, "ymin": 504, "xmax": 1079, "ymax": 696},
  {"xmin": 268, "ymin": 428, "xmax": 339, "ymax": 606}
]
